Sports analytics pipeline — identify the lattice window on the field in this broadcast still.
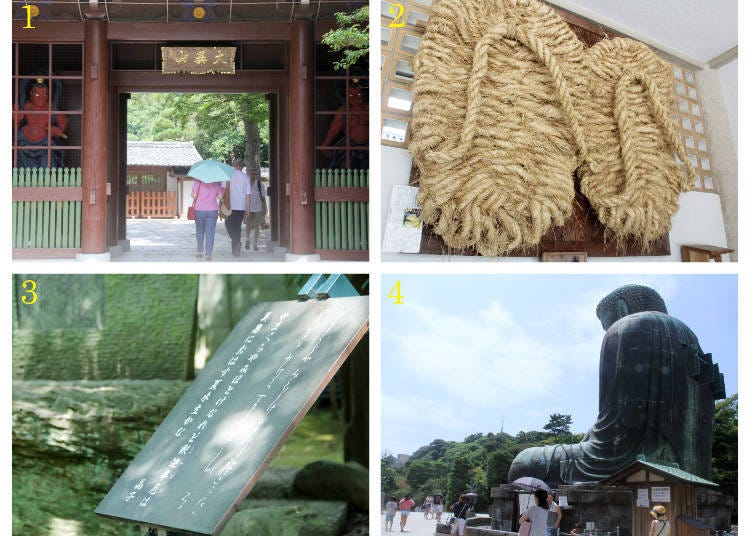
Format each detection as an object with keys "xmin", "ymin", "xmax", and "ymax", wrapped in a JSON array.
[
  {"xmin": 315, "ymin": 44, "xmax": 369, "ymax": 171},
  {"xmin": 381, "ymin": 0, "xmax": 437, "ymax": 148},
  {"xmin": 672, "ymin": 65, "xmax": 715, "ymax": 192},
  {"xmin": 12, "ymin": 43, "xmax": 83, "ymax": 169}
]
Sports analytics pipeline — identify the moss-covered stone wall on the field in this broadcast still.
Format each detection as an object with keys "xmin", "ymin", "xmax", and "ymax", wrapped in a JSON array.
[{"xmin": 12, "ymin": 274, "xmax": 199, "ymax": 381}]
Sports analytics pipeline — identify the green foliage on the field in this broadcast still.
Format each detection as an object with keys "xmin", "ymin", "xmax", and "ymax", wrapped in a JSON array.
[
  {"xmin": 712, "ymin": 394, "xmax": 737, "ymax": 500},
  {"xmin": 127, "ymin": 93, "xmax": 269, "ymax": 164},
  {"xmin": 543, "ymin": 413, "xmax": 573, "ymax": 438},
  {"xmin": 447, "ymin": 453, "xmax": 473, "ymax": 501},
  {"xmin": 321, "ymin": 6, "xmax": 369, "ymax": 71}
]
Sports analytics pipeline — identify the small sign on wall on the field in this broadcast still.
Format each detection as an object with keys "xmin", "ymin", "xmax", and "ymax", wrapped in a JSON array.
[
  {"xmin": 651, "ymin": 487, "xmax": 671, "ymax": 503},
  {"xmin": 637, "ymin": 488, "xmax": 650, "ymax": 507}
]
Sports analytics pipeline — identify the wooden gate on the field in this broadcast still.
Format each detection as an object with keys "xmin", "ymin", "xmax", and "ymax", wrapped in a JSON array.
[
  {"xmin": 12, "ymin": 167, "xmax": 83, "ymax": 259},
  {"xmin": 314, "ymin": 168, "xmax": 369, "ymax": 261},
  {"xmin": 126, "ymin": 191, "xmax": 178, "ymax": 218}
]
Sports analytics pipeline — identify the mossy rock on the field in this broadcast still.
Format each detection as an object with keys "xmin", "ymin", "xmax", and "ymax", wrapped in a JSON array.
[
  {"xmin": 221, "ymin": 500, "xmax": 347, "ymax": 536},
  {"xmin": 293, "ymin": 461, "xmax": 368, "ymax": 511},
  {"xmin": 246, "ymin": 468, "xmax": 299, "ymax": 500}
]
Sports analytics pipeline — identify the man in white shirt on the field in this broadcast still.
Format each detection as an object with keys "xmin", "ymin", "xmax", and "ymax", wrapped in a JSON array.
[{"xmin": 223, "ymin": 158, "xmax": 251, "ymax": 256}]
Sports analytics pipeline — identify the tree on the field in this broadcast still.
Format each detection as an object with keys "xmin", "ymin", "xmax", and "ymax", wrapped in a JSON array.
[
  {"xmin": 543, "ymin": 413, "xmax": 573, "ymax": 438},
  {"xmin": 127, "ymin": 93, "xmax": 269, "ymax": 166},
  {"xmin": 712, "ymin": 394, "xmax": 737, "ymax": 500},
  {"xmin": 321, "ymin": 6, "xmax": 369, "ymax": 70},
  {"xmin": 447, "ymin": 453, "xmax": 473, "ymax": 502}
]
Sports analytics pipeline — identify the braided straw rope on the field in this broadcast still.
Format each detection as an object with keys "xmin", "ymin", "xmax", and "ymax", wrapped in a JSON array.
[
  {"xmin": 578, "ymin": 38, "xmax": 695, "ymax": 247},
  {"xmin": 410, "ymin": 0, "xmax": 587, "ymax": 255},
  {"xmin": 411, "ymin": 0, "xmax": 696, "ymax": 254}
]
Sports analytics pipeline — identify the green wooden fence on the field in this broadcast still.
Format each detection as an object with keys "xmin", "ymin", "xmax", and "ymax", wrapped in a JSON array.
[
  {"xmin": 314, "ymin": 168, "xmax": 369, "ymax": 252},
  {"xmin": 12, "ymin": 167, "xmax": 83, "ymax": 249}
]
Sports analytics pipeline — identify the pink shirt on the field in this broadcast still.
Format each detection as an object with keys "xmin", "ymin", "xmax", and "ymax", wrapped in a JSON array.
[
  {"xmin": 191, "ymin": 181, "xmax": 224, "ymax": 211},
  {"xmin": 399, "ymin": 498, "xmax": 415, "ymax": 511}
]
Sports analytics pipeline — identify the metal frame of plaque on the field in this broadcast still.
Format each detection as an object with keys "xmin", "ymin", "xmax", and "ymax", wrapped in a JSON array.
[{"xmin": 95, "ymin": 275, "xmax": 369, "ymax": 535}]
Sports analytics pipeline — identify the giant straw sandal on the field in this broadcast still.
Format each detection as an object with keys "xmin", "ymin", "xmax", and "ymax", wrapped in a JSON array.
[
  {"xmin": 577, "ymin": 38, "xmax": 696, "ymax": 248},
  {"xmin": 410, "ymin": 0, "xmax": 588, "ymax": 256}
]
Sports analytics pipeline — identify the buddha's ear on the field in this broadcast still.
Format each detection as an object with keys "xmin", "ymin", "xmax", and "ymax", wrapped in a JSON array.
[{"xmin": 615, "ymin": 298, "xmax": 630, "ymax": 320}]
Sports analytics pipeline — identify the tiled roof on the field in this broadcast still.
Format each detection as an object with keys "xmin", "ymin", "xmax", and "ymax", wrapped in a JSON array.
[
  {"xmin": 127, "ymin": 141, "xmax": 203, "ymax": 167},
  {"xmin": 601, "ymin": 458, "xmax": 717, "ymax": 487}
]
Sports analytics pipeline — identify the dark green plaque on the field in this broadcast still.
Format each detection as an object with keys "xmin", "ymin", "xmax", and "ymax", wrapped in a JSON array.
[{"xmin": 95, "ymin": 296, "xmax": 369, "ymax": 535}]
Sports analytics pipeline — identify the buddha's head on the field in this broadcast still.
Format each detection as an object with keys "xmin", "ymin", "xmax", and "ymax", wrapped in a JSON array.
[{"xmin": 596, "ymin": 284, "xmax": 667, "ymax": 330}]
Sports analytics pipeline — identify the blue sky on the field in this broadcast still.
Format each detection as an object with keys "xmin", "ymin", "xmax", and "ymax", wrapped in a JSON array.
[{"xmin": 381, "ymin": 274, "xmax": 738, "ymax": 456}]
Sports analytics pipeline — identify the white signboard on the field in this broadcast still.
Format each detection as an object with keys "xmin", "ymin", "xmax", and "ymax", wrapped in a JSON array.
[
  {"xmin": 637, "ymin": 488, "xmax": 650, "ymax": 507},
  {"xmin": 558, "ymin": 496, "xmax": 569, "ymax": 507},
  {"xmin": 651, "ymin": 487, "xmax": 671, "ymax": 503}
]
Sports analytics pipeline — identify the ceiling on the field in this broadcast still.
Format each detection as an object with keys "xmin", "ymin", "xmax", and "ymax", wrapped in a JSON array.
[{"xmin": 547, "ymin": 0, "xmax": 737, "ymax": 65}]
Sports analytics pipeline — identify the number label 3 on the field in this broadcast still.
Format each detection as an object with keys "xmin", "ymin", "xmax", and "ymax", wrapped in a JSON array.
[
  {"xmin": 388, "ymin": 3, "xmax": 405, "ymax": 28},
  {"xmin": 22, "ymin": 279, "xmax": 38, "ymax": 305},
  {"xmin": 387, "ymin": 280, "xmax": 404, "ymax": 305}
]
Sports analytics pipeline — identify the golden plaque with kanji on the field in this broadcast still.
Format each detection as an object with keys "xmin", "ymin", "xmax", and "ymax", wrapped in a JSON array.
[{"xmin": 162, "ymin": 46, "xmax": 236, "ymax": 75}]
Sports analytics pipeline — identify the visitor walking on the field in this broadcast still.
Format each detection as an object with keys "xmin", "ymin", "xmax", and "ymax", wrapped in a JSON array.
[
  {"xmin": 423, "ymin": 496, "xmax": 433, "ymax": 519},
  {"xmin": 519, "ymin": 489, "xmax": 551, "ymax": 536},
  {"xmin": 244, "ymin": 169, "xmax": 267, "ymax": 251},
  {"xmin": 191, "ymin": 179, "xmax": 224, "ymax": 261},
  {"xmin": 649, "ymin": 506, "xmax": 670, "ymax": 536},
  {"xmin": 449, "ymin": 494, "xmax": 471, "ymax": 536},
  {"xmin": 385, "ymin": 496, "xmax": 398, "ymax": 532},
  {"xmin": 433, "ymin": 490, "xmax": 445, "ymax": 523},
  {"xmin": 398, "ymin": 493, "xmax": 415, "ymax": 532},
  {"xmin": 223, "ymin": 158, "xmax": 251, "ymax": 256},
  {"xmin": 546, "ymin": 491, "xmax": 562, "ymax": 536}
]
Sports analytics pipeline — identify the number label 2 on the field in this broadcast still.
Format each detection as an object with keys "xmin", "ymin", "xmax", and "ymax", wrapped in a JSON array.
[
  {"xmin": 388, "ymin": 3, "xmax": 405, "ymax": 28},
  {"xmin": 387, "ymin": 280, "xmax": 404, "ymax": 305}
]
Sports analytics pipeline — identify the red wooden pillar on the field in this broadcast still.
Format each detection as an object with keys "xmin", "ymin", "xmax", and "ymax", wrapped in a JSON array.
[
  {"xmin": 81, "ymin": 19, "xmax": 109, "ymax": 255},
  {"xmin": 288, "ymin": 19, "xmax": 316, "ymax": 255}
]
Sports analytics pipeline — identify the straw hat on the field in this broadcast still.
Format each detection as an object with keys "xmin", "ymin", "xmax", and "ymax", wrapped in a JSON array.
[{"xmin": 650, "ymin": 506, "xmax": 667, "ymax": 520}]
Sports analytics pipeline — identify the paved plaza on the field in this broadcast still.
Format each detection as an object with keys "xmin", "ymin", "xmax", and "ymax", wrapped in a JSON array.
[{"xmin": 113, "ymin": 218, "xmax": 283, "ymax": 262}]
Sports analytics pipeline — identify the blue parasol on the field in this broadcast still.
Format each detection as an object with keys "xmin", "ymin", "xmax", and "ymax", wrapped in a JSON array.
[{"xmin": 187, "ymin": 159, "xmax": 235, "ymax": 183}]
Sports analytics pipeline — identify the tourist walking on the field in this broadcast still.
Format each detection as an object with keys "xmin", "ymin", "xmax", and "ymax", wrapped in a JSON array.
[
  {"xmin": 385, "ymin": 496, "xmax": 398, "ymax": 532},
  {"xmin": 546, "ymin": 491, "xmax": 562, "ymax": 536},
  {"xmin": 223, "ymin": 158, "xmax": 251, "ymax": 256},
  {"xmin": 398, "ymin": 493, "xmax": 415, "ymax": 532},
  {"xmin": 433, "ymin": 490, "xmax": 445, "ymax": 523},
  {"xmin": 244, "ymin": 169, "xmax": 267, "ymax": 251},
  {"xmin": 423, "ymin": 495, "xmax": 433, "ymax": 519},
  {"xmin": 449, "ymin": 494, "xmax": 471, "ymax": 536},
  {"xmin": 191, "ymin": 179, "xmax": 224, "ymax": 260},
  {"xmin": 649, "ymin": 506, "xmax": 670, "ymax": 536},
  {"xmin": 519, "ymin": 489, "xmax": 551, "ymax": 536}
]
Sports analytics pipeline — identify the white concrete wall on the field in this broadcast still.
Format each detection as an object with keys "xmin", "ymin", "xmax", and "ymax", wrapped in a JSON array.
[
  {"xmin": 381, "ymin": 148, "xmax": 730, "ymax": 262},
  {"xmin": 716, "ymin": 58, "xmax": 738, "ymax": 153},
  {"xmin": 695, "ymin": 66, "xmax": 738, "ymax": 260}
]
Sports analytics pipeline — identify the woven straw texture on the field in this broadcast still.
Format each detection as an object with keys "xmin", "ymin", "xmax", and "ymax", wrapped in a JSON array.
[
  {"xmin": 578, "ymin": 38, "xmax": 695, "ymax": 247},
  {"xmin": 410, "ymin": 0, "xmax": 694, "ymax": 255}
]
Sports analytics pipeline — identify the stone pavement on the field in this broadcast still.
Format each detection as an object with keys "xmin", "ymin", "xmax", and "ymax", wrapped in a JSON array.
[
  {"xmin": 113, "ymin": 218, "xmax": 284, "ymax": 262},
  {"xmin": 380, "ymin": 510, "xmax": 446, "ymax": 536}
]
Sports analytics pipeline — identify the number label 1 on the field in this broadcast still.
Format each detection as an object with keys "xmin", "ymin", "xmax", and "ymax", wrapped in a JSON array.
[
  {"xmin": 22, "ymin": 279, "xmax": 38, "ymax": 305},
  {"xmin": 387, "ymin": 280, "xmax": 404, "ymax": 305},
  {"xmin": 388, "ymin": 3, "xmax": 405, "ymax": 28},
  {"xmin": 22, "ymin": 5, "xmax": 39, "ymax": 29}
]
